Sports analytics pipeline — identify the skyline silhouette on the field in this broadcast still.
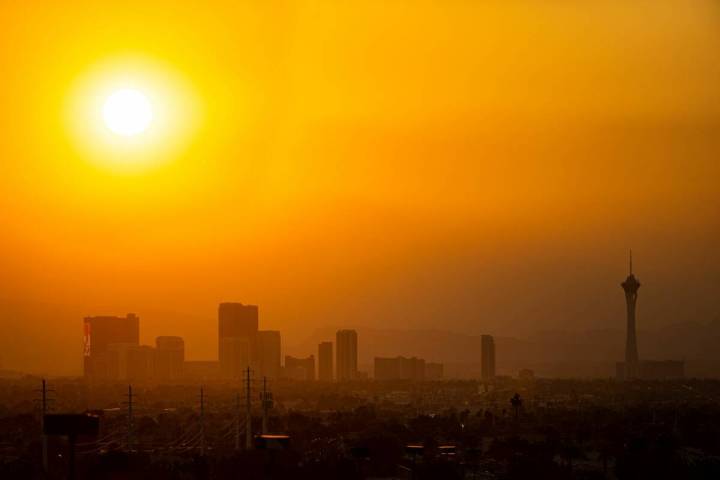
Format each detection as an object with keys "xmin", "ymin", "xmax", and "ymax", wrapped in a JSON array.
[{"xmin": 0, "ymin": 2, "xmax": 719, "ymax": 478}]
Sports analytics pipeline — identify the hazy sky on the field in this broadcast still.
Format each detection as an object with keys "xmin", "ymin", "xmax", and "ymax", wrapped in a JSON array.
[{"xmin": 1, "ymin": 1, "xmax": 719, "ymax": 374}]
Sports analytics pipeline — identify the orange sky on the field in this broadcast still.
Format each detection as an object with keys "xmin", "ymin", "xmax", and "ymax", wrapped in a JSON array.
[{"xmin": 0, "ymin": 1, "xmax": 719, "ymax": 374}]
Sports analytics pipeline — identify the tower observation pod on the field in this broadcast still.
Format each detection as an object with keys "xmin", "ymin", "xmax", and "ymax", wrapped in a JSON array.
[{"xmin": 621, "ymin": 251, "xmax": 641, "ymax": 378}]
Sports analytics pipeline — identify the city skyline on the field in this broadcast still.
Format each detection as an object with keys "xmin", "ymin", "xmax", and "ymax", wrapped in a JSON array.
[
  {"xmin": 71, "ymin": 252, "xmax": 688, "ymax": 382},
  {"xmin": 0, "ymin": 1, "xmax": 718, "ymax": 477}
]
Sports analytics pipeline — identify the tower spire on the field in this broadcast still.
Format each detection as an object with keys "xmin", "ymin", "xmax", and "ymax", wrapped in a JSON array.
[{"xmin": 621, "ymin": 251, "xmax": 640, "ymax": 379}]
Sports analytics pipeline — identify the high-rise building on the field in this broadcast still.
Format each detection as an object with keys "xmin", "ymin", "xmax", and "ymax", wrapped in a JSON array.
[
  {"xmin": 83, "ymin": 314, "xmax": 140, "ymax": 379},
  {"xmin": 621, "ymin": 251, "xmax": 641, "ymax": 379},
  {"xmin": 155, "ymin": 336, "xmax": 185, "ymax": 382},
  {"xmin": 218, "ymin": 303, "xmax": 259, "ymax": 378},
  {"xmin": 336, "ymin": 330, "xmax": 358, "ymax": 381},
  {"xmin": 318, "ymin": 342, "xmax": 333, "ymax": 381},
  {"xmin": 481, "ymin": 335, "xmax": 495, "ymax": 380},
  {"xmin": 105, "ymin": 342, "xmax": 136, "ymax": 380},
  {"xmin": 220, "ymin": 337, "xmax": 253, "ymax": 379},
  {"xmin": 257, "ymin": 330, "xmax": 281, "ymax": 380},
  {"xmin": 284, "ymin": 355, "xmax": 315, "ymax": 381},
  {"xmin": 374, "ymin": 356, "xmax": 425, "ymax": 380},
  {"xmin": 126, "ymin": 345, "xmax": 156, "ymax": 382}
]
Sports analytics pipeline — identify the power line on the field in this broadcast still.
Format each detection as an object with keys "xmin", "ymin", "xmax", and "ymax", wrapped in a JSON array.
[
  {"xmin": 199, "ymin": 386, "xmax": 206, "ymax": 456},
  {"xmin": 122, "ymin": 385, "xmax": 134, "ymax": 452},
  {"xmin": 234, "ymin": 391, "xmax": 241, "ymax": 451},
  {"xmin": 36, "ymin": 378, "xmax": 55, "ymax": 473},
  {"xmin": 261, "ymin": 376, "xmax": 273, "ymax": 435},
  {"xmin": 245, "ymin": 367, "xmax": 253, "ymax": 450}
]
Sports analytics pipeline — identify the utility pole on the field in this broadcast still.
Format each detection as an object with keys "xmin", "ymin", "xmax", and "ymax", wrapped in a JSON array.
[
  {"xmin": 199, "ymin": 386, "xmax": 205, "ymax": 456},
  {"xmin": 245, "ymin": 367, "xmax": 252, "ymax": 449},
  {"xmin": 261, "ymin": 376, "xmax": 269, "ymax": 434},
  {"xmin": 38, "ymin": 378, "xmax": 53, "ymax": 474},
  {"xmin": 125, "ymin": 385, "xmax": 134, "ymax": 452},
  {"xmin": 234, "ymin": 392, "xmax": 241, "ymax": 451}
]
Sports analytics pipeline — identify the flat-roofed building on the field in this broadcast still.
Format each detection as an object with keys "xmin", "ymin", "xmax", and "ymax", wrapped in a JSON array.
[
  {"xmin": 83, "ymin": 314, "xmax": 139, "ymax": 379},
  {"xmin": 481, "ymin": 335, "xmax": 496, "ymax": 380},
  {"xmin": 284, "ymin": 355, "xmax": 315, "ymax": 381},
  {"xmin": 258, "ymin": 330, "xmax": 281, "ymax": 380},
  {"xmin": 318, "ymin": 342, "xmax": 333, "ymax": 381},
  {"xmin": 336, "ymin": 330, "xmax": 358, "ymax": 381},
  {"xmin": 218, "ymin": 303, "xmax": 258, "ymax": 378},
  {"xmin": 155, "ymin": 336, "xmax": 185, "ymax": 382},
  {"xmin": 221, "ymin": 337, "xmax": 253, "ymax": 379},
  {"xmin": 374, "ymin": 356, "xmax": 426, "ymax": 380},
  {"xmin": 127, "ymin": 345, "xmax": 156, "ymax": 382}
]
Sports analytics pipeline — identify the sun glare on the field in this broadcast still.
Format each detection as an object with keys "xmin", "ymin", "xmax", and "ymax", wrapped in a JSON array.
[
  {"xmin": 103, "ymin": 88, "xmax": 153, "ymax": 136},
  {"xmin": 66, "ymin": 56, "xmax": 202, "ymax": 172}
]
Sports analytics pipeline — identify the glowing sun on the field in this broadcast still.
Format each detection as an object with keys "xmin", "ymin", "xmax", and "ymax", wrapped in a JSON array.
[{"xmin": 102, "ymin": 88, "xmax": 153, "ymax": 136}]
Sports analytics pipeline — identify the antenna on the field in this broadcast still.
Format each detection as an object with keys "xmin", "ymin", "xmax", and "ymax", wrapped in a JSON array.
[{"xmin": 629, "ymin": 249, "xmax": 633, "ymax": 275}]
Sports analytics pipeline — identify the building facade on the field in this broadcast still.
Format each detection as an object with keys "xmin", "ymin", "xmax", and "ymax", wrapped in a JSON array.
[
  {"xmin": 83, "ymin": 314, "xmax": 140, "ymax": 379},
  {"xmin": 374, "ymin": 356, "xmax": 426, "ymax": 380},
  {"xmin": 318, "ymin": 341, "xmax": 333, "ymax": 381},
  {"xmin": 481, "ymin": 335, "xmax": 496, "ymax": 380},
  {"xmin": 220, "ymin": 336, "xmax": 253, "ymax": 378},
  {"xmin": 126, "ymin": 345, "xmax": 156, "ymax": 382},
  {"xmin": 218, "ymin": 303, "xmax": 259, "ymax": 378},
  {"xmin": 336, "ymin": 330, "xmax": 358, "ymax": 381},
  {"xmin": 155, "ymin": 336, "xmax": 185, "ymax": 382},
  {"xmin": 257, "ymin": 330, "xmax": 281, "ymax": 380},
  {"xmin": 284, "ymin": 355, "xmax": 315, "ymax": 381}
]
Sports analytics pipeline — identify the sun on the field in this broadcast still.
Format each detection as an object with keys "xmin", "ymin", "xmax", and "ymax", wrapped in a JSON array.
[
  {"xmin": 67, "ymin": 56, "xmax": 202, "ymax": 172},
  {"xmin": 102, "ymin": 88, "xmax": 153, "ymax": 136}
]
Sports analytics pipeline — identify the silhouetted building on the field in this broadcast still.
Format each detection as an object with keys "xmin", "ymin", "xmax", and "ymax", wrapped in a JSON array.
[
  {"xmin": 258, "ymin": 330, "xmax": 281, "ymax": 380},
  {"xmin": 183, "ymin": 361, "xmax": 220, "ymax": 381},
  {"xmin": 155, "ymin": 336, "xmax": 184, "ymax": 382},
  {"xmin": 221, "ymin": 337, "xmax": 253, "ymax": 379},
  {"xmin": 284, "ymin": 355, "xmax": 315, "ymax": 381},
  {"xmin": 425, "ymin": 362, "xmax": 444, "ymax": 380},
  {"xmin": 126, "ymin": 345, "xmax": 155, "ymax": 382},
  {"xmin": 318, "ymin": 341, "xmax": 333, "ymax": 381},
  {"xmin": 481, "ymin": 335, "xmax": 496, "ymax": 380},
  {"xmin": 105, "ymin": 342, "xmax": 136, "ymax": 380},
  {"xmin": 336, "ymin": 329, "xmax": 358, "ymax": 381},
  {"xmin": 615, "ymin": 254, "xmax": 686, "ymax": 381},
  {"xmin": 218, "ymin": 303, "xmax": 258, "ymax": 378},
  {"xmin": 621, "ymin": 252, "xmax": 641, "ymax": 379},
  {"xmin": 374, "ymin": 356, "xmax": 425, "ymax": 380},
  {"xmin": 83, "ymin": 314, "xmax": 139, "ymax": 379}
]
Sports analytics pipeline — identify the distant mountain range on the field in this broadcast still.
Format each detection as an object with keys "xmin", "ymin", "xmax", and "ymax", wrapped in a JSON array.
[{"xmin": 288, "ymin": 320, "xmax": 720, "ymax": 378}]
